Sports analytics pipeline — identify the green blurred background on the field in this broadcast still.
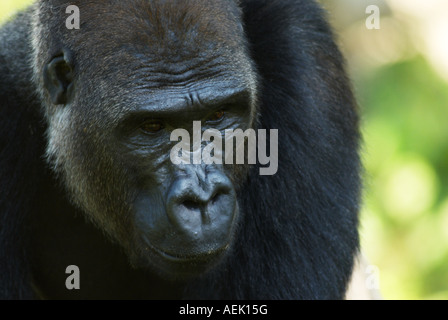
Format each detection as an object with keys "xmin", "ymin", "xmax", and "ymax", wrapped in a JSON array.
[{"xmin": 1, "ymin": 0, "xmax": 447, "ymax": 300}]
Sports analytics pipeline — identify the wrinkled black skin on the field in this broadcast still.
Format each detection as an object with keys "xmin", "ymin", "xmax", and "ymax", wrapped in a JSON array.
[{"xmin": 0, "ymin": 0, "xmax": 361, "ymax": 300}]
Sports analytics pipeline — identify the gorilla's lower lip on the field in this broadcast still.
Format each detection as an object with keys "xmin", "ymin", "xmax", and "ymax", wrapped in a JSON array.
[{"xmin": 148, "ymin": 244, "xmax": 230, "ymax": 263}]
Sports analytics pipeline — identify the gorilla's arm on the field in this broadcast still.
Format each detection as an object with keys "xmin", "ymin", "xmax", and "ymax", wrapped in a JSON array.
[{"xmin": 0, "ymin": 9, "xmax": 45, "ymax": 299}]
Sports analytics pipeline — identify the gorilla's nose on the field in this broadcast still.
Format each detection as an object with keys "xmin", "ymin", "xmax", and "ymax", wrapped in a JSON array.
[{"xmin": 166, "ymin": 167, "xmax": 237, "ymax": 243}]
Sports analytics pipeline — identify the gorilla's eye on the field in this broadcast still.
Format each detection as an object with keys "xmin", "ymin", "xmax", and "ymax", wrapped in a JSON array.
[
  {"xmin": 207, "ymin": 110, "xmax": 225, "ymax": 123},
  {"xmin": 140, "ymin": 120, "xmax": 164, "ymax": 134}
]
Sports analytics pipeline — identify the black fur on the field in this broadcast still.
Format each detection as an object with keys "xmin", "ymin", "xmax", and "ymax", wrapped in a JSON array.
[{"xmin": 0, "ymin": 0, "xmax": 361, "ymax": 299}]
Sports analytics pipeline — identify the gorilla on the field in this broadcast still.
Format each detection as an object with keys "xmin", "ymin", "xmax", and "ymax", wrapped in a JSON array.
[{"xmin": 0, "ymin": 0, "xmax": 361, "ymax": 299}]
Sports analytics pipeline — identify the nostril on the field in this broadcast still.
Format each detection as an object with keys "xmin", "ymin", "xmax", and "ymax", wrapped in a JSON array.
[
  {"xmin": 182, "ymin": 200, "xmax": 200, "ymax": 210},
  {"xmin": 180, "ymin": 191, "xmax": 228, "ymax": 211},
  {"xmin": 211, "ymin": 193, "xmax": 222, "ymax": 204},
  {"xmin": 211, "ymin": 185, "xmax": 232, "ymax": 203},
  {"xmin": 173, "ymin": 178, "xmax": 234, "ymax": 213}
]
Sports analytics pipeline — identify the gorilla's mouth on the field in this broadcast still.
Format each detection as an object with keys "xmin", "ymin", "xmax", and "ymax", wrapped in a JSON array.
[
  {"xmin": 139, "ymin": 240, "xmax": 231, "ymax": 280},
  {"xmin": 152, "ymin": 244, "xmax": 231, "ymax": 263}
]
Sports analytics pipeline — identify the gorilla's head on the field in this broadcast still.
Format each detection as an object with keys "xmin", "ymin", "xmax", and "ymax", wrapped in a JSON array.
[{"xmin": 33, "ymin": 0, "xmax": 258, "ymax": 279}]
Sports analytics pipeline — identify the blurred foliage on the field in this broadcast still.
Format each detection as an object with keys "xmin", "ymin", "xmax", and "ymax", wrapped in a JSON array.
[
  {"xmin": 0, "ymin": 0, "xmax": 33, "ymax": 22},
  {"xmin": 2, "ymin": 0, "xmax": 447, "ymax": 300},
  {"xmin": 320, "ymin": 0, "xmax": 448, "ymax": 300},
  {"xmin": 359, "ymin": 57, "xmax": 448, "ymax": 299}
]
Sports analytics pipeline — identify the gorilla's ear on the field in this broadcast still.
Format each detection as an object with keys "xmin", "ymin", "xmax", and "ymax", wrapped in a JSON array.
[{"xmin": 43, "ymin": 50, "xmax": 74, "ymax": 105}]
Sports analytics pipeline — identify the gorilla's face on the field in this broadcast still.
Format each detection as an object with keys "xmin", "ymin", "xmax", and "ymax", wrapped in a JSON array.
[{"xmin": 38, "ymin": 0, "xmax": 258, "ymax": 279}]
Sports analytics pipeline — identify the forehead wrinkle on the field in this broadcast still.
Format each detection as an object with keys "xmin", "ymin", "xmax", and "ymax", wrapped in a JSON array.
[
  {"xmin": 72, "ymin": 0, "xmax": 245, "ymax": 57},
  {"xmin": 135, "ymin": 0, "xmax": 243, "ymax": 43}
]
